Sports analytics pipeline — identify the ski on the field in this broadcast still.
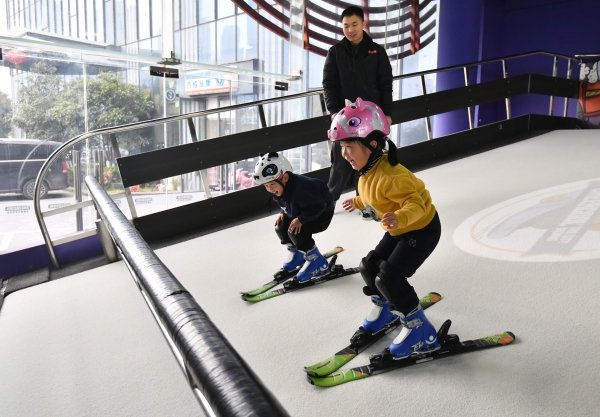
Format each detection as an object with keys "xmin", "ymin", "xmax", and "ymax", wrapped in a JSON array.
[
  {"xmin": 241, "ymin": 246, "xmax": 345, "ymax": 298},
  {"xmin": 307, "ymin": 320, "xmax": 515, "ymax": 388},
  {"xmin": 242, "ymin": 262, "xmax": 359, "ymax": 303},
  {"xmin": 304, "ymin": 292, "xmax": 442, "ymax": 378}
]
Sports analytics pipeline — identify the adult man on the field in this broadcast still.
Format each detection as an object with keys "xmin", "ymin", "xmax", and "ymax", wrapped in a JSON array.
[{"xmin": 322, "ymin": 5, "xmax": 393, "ymax": 201}]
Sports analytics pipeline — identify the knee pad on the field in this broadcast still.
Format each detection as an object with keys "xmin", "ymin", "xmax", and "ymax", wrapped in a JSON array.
[
  {"xmin": 359, "ymin": 250, "xmax": 382, "ymax": 294},
  {"xmin": 374, "ymin": 274, "xmax": 392, "ymax": 303}
]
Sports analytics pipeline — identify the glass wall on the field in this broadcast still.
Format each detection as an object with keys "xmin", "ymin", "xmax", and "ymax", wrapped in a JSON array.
[{"xmin": 0, "ymin": 0, "xmax": 440, "ymax": 255}]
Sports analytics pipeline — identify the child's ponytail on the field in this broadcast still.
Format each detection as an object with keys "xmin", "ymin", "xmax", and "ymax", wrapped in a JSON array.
[{"xmin": 386, "ymin": 138, "xmax": 399, "ymax": 166}]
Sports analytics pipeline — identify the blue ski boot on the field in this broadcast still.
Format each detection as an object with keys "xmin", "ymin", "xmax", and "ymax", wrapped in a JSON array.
[
  {"xmin": 389, "ymin": 304, "xmax": 439, "ymax": 359},
  {"xmin": 282, "ymin": 244, "xmax": 305, "ymax": 272},
  {"xmin": 350, "ymin": 295, "xmax": 399, "ymax": 345},
  {"xmin": 295, "ymin": 246, "xmax": 330, "ymax": 283}
]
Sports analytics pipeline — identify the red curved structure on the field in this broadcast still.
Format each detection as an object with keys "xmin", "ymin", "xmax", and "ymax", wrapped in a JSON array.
[{"xmin": 230, "ymin": 0, "xmax": 437, "ymax": 59}]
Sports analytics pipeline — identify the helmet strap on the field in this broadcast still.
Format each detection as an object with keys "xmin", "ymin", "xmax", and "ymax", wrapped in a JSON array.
[
  {"xmin": 274, "ymin": 172, "xmax": 289, "ymax": 189},
  {"xmin": 358, "ymin": 138, "xmax": 386, "ymax": 175}
]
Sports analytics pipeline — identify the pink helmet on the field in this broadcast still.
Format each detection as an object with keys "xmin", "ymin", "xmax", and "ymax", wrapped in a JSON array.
[{"xmin": 327, "ymin": 98, "xmax": 390, "ymax": 141}]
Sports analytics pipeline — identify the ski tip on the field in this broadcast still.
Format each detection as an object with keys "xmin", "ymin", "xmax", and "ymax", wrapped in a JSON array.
[
  {"xmin": 304, "ymin": 365, "xmax": 327, "ymax": 378},
  {"xmin": 428, "ymin": 291, "xmax": 442, "ymax": 301},
  {"xmin": 241, "ymin": 293, "xmax": 263, "ymax": 303},
  {"xmin": 501, "ymin": 331, "xmax": 516, "ymax": 344},
  {"xmin": 324, "ymin": 246, "xmax": 344, "ymax": 258}
]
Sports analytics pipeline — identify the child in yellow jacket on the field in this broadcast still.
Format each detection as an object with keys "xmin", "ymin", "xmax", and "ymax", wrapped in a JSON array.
[{"xmin": 328, "ymin": 98, "xmax": 441, "ymax": 359}]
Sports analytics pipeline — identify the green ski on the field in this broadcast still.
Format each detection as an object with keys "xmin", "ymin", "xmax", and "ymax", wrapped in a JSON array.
[
  {"xmin": 241, "ymin": 246, "xmax": 345, "ymax": 298},
  {"xmin": 307, "ymin": 320, "xmax": 515, "ymax": 388},
  {"xmin": 304, "ymin": 292, "xmax": 442, "ymax": 377},
  {"xmin": 242, "ymin": 263, "xmax": 359, "ymax": 303}
]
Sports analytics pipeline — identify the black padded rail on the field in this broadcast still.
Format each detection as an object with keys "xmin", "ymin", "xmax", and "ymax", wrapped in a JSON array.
[
  {"xmin": 84, "ymin": 176, "xmax": 290, "ymax": 417},
  {"xmin": 118, "ymin": 115, "xmax": 331, "ymax": 187},
  {"xmin": 133, "ymin": 168, "xmax": 329, "ymax": 242},
  {"xmin": 117, "ymin": 73, "xmax": 578, "ymax": 188},
  {"xmin": 133, "ymin": 114, "xmax": 584, "ymax": 244},
  {"xmin": 117, "ymin": 73, "xmax": 580, "ymax": 243},
  {"xmin": 396, "ymin": 114, "xmax": 585, "ymax": 172}
]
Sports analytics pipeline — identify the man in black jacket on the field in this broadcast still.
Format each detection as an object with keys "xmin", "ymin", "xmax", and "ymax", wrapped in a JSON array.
[{"xmin": 323, "ymin": 5, "xmax": 393, "ymax": 201}]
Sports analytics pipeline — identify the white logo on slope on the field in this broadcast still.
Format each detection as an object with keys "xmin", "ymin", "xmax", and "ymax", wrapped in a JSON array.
[{"xmin": 453, "ymin": 178, "xmax": 600, "ymax": 262}]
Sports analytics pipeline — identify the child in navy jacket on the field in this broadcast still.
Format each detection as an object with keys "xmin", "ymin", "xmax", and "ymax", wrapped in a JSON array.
[{"xmin": 254, "ymin": 152, "xmax": 335, "ymax": 283}]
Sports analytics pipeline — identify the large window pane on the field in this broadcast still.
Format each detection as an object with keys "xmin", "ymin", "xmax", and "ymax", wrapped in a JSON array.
[
  {"xmin": 151, "ymin": 0, "xmax": 162, "ymax": 36},
  {"xmin": 94, "ymin": 0, "xmax": 104, "ymax": 41},
  {"xmin": 138, "ymin": 0, "xmax": 151, "ymax": 40},
  {"xmin": 179, "ymin": 27, "xmax": 198, "ymax": 61},
  {"xmin": 115, "ymin": 0, "xmax": 125, "ymax": 45},
  {"xmin": 236, "ymin": 13, "xmax": 257, "ymax": 61},
  {"xmin": 216, "ymin": 16, "xmax": 236, "ymax": 64},
  {"xmin": 125, "ymin": 0, "xmax": 138, "ymax": 44},
  {"xmin": 86, "ymin": 0, "xmax": 95, "ymax": 41},
  {"xmin": 217, "ymin": 0, "xmax": 234, "ymax": 19},
  {"xmin": 48, "ymin": 0, "xmax": 55, "ymax": 31},
  {"xmin": 69, "ymin": 0, "xmax": 78, "ymax": 37},
  {"xmin": 308, "ymin": 53, "xmax": 325, "ymax": 89},
  {"xmin": 77, "ymin": 0, "xmax": 86, "ymax": 38},
  {"xmin": 197, "ymin": 22, "xmax": 216, "ymax": 64},
  {"xmin": 180, "ymin": 0, "xmax": 197, "ymax": 28},
  {"xmin": 198, "ymin": 0, "xmax": 215, "ymax": 23},
  {"xmin": 104, "ymin": 0, "xmax": 115, "ymax": 44},
  {"xmin": 40, "ymin": 0, "xmax": 48, "ymax": 30},
  {"xmin": 61, "ymin": 0, "xmax": 70, "ymax": 35}
]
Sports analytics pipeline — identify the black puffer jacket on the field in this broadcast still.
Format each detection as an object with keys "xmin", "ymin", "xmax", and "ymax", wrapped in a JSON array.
[{"xmin": 322, "ymin": 31, "xmax": 393, "ymax": 115}]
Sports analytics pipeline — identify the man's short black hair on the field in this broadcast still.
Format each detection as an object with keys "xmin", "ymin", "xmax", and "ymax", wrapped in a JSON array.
[{"xmin": 341, "ymin": 5, "xmax": 364, "ymax": 21}]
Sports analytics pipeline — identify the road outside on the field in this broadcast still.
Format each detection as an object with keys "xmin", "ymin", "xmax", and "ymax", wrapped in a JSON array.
[{"xmin": 0, "ymin": 190, "xmax": 211, "ymax": 255}]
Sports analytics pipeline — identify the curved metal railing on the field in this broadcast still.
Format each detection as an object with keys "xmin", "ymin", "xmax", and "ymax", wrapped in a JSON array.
[
  {"xmin": 85, "ymin": 175, "xmax": 289, "ymax": 417},
  {"xmin": 34, "ymin": 50, "xmax": 582, "ymax": 268}
]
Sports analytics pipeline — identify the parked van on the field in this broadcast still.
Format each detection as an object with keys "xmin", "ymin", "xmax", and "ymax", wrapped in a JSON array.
[{"xmin": 0, "ymin": 138, "xmax": 69, "ymax": 199}]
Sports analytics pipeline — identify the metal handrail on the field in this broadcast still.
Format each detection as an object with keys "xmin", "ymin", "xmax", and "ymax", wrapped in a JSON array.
[
  {"xmin": 84, "ymin": 175, "xmax": 289, "ymax": 417},
  {"xmin": 34, "ymin": 50, "xmax": 583, "ymax": 268}
]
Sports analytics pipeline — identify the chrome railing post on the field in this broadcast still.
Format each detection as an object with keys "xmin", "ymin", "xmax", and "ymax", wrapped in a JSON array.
[
  {"xmin": 463, "ymin": 66, "xmax": 473, "ymax": 129},
  {"xmin": 72, "ymin": 150, "xmax": 83, "ymax": 232},
  {"xmin": 92, "ymin": 148, "xmax": 105, "ymax": 185},
  {"xmin": 187, "ymin": 117, "xmax": 212, "ymax": 198},
  {"xmin": 320, "ymin": 93, "xmax": 333, "ymax": 154},
  {"xmin": 563, "ymin": 58, "xmax": 572, "ymax": 117},
  {"xmin": 109, "ymin": 133, "xmax": 138, "ymax": 219},
  {"xmin": 95, "ymin": 217, "xmax": 118, "ymax": 262},
  {"xmin": 258, "ymin": 104, "xmax": 267, "ymax": 128},
  {"xmin": 420, "ymin": 74, "xmax": 433, "ymax": 140},
  {"xmin": 501, "ymin": 59, "xmax": 512, "ymax": 119},
  {"xmin": 549, "ymin": 55, "xmax": 559, "ymax": 115},
  {"xmin": 319, "ymin": 92, "xmax": 327, "ymax": 115}
]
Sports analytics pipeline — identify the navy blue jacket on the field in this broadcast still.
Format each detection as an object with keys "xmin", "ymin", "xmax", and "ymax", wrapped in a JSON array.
[{"xmin": 274, "ymin": 173, "xmax": 334, "ymax": 224}]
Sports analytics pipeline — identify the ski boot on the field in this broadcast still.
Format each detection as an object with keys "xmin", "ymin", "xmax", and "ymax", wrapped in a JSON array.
[
  {"xmin": 351, "ymin": 295, "xmax": 399, "ymax": 345},
  {"xmin": 295, "ymin": 246, "xmax": 330, "ymax": 283},
  {"xmin": 388, "ymin": 304, "xmax": 439, "ymax": 359},
  {"xmin": 282, "ymin": 244, "xmax": 305, "ymax": 272},
  {"xmin": 274, "ymin": 244, "xmax": 305, "ymax": 280}
]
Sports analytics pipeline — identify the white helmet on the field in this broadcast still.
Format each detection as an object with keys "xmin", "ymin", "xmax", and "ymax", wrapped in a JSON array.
[{"xmin": 253, "ymin": 152, "xmax": 293, "ymax": 186}]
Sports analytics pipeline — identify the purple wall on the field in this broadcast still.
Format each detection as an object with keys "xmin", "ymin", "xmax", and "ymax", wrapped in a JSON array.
[
  {"xmin": 0, "ymin": 234, "xmax": 104, "ymax": 278},
  {"xmin": 434, "ymin": 0, "xmax": 600, "ymax": 137}
]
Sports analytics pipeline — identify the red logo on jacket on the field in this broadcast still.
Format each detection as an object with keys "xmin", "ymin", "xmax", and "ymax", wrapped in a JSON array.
[{"xmin": 368, "ymin": 49, "xmax": 378, "ymax": 54}]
